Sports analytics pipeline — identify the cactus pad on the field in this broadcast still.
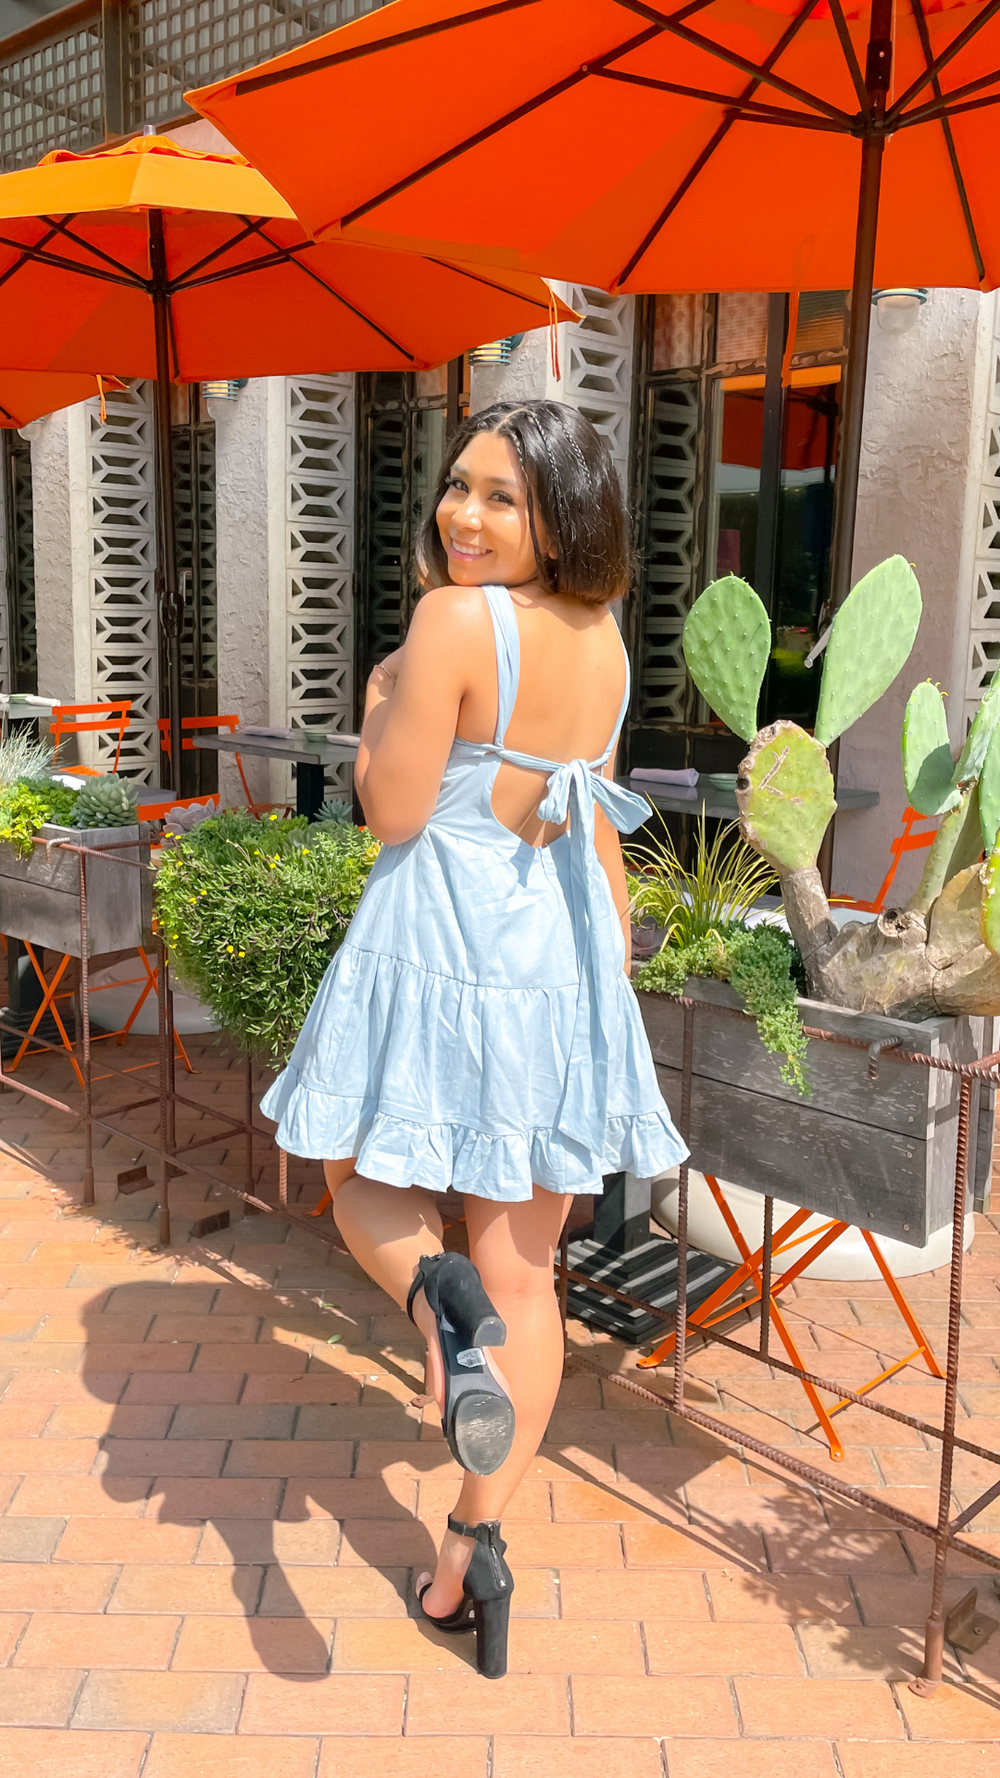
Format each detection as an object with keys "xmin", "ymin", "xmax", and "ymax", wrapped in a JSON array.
[
  {"xmin": 71, "ymin": 773, "xmax": 140, "ymax": 829},
  {"xmin": 814, "ymin": 556, "xmax": 922, "ymax": 748},
  {"xmin": 902, "ymin": 681, "xmax": 959, "ymax": 817},
  {"xmin": 682, "ymin": 576, "xmax": 770, "ymax": 742},
  {"xmin": 952, "ymin": 665, "xmax": 1000, "ymax": 788},
  {"xmin": 980, "ymin": 723, "xmax": 1000, "ymax": 854},
  {"xmin": 981, "ymin": 834, "xmax": 1000, "ymax": 956},
  {"xmin": 736, "ymin": 721, "xmax": 836, "ymax": 873}
]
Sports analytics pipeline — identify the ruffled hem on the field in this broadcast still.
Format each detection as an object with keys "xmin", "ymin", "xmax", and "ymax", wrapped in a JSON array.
[{"xmin": 259, "ymin": 1068, "xmax": 688, "ymax": 1201}]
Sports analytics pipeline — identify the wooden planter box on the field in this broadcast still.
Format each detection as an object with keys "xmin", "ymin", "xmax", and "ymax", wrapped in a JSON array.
[
  {"xmin": 0, "ymin": 824, "xmax": 153, "ymax": 959},
  {"xmin": 638, "ymin": 976, "xmax": 996, "ymax": 1247}
]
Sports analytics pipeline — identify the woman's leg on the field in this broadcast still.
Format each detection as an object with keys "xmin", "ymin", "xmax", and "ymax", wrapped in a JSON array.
[
  {"xmin": 322, "ymin": 1162, "xmax": 446, "ymax": 1387},
  {"xmin": 418, "ymin": 1184, "xmax": 571, "ymax": 1616}
]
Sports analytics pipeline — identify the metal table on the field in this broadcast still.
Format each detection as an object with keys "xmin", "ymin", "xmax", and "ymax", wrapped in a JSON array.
[
  {"xmin": 624, "ymin": 772, "xmax": 879, "ymax": 819},
  {"xmin": 193, "ymin": 729, "xmax": 361, "ymax": 818}
]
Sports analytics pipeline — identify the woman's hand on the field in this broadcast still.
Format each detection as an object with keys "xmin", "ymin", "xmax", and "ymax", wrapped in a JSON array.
[{"xmin": 370, "ymin": 646, "xmax": 406, "ymax": 692}]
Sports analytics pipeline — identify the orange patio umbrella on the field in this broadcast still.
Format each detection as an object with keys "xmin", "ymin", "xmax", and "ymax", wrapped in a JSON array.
[
  {"xmin": 0, "ymin": 133, "xmax": 571, "ymax": 765},
  {"xmin": 0, "ymin": 371, "xmax": 125, "ymax": 429},
  {"xmin": 188, "ymin": 0, "xmax": 1000, "ymax": 604}
]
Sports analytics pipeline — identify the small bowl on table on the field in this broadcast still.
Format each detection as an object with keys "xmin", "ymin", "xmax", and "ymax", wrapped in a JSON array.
[{"xmin": 707, "ymin": 772, "xmax": 739, "ymax": 793}]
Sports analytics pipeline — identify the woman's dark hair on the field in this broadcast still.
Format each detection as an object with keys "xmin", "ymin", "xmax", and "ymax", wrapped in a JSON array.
[{"xmin": 416, "ymin": 399, "xmax": 635, "ymax": 605}]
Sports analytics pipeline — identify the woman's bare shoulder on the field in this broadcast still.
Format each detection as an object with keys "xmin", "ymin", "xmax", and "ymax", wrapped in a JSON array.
[{"xmin": 409, "ymin": 583, "xmax": 490, "ymax": 637}]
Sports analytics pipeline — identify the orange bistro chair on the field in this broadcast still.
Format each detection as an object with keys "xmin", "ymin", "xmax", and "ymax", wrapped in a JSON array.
[
  {"xmin": 157, "ymin": 714, "xmax": 255, "ymax": 810},
  {"xmin": 831, "ymin": 806, "xmax": 937, "ymax": 915},
  {"xmin": 49, "ymin": 700, "xmax": 132, "ymax": 776}
]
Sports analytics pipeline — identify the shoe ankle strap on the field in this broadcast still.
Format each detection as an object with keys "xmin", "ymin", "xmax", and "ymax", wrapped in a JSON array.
[{"xmin": 448, "ymin": 1514, "xmax": 500, "ymax": 1540}]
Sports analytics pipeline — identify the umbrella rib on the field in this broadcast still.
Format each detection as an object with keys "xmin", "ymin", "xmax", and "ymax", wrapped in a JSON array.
[
  {"xmin": 41, "ymin": 216, "xmax": 147, "ymax": 286},
  {"xmin": 0, "ymin": 220, "xmax": 61, "ymax": 293},
  {"xmin": 338, "ymin": 25, "xmax": 660, "ymax": 233},
  {"xmin": 168, "ymin": 218, "xmax": 274, "ymax": 286},
  {"xmin": 181, "ymin": 220, "xmax": 417, "ymax": 360},
  {"xmin": 886, "ymin": 0, "xmax": 1000, "ymax": 123},
  {"xmin": 610, "ymin": 0, "xmax": 853, "ymax": 125},
  {"xmin": 615, "ymin": 0, "xmax": 822, "ymax": 287},
  {"xmin": 893, "ymin": 64, "xmax": 1000, "ymax": 130},
  {"xmin": 0, "ymin": 233, "xmax": 142, "ymax": 290},
  {"xmin": 900, "ymin": 85, "xmax": 1000, "ymax": 127},
  {"xmin": 906, "ymin": 0, "xmax": 984, "ymax": 285},
  {"xmin": 825, "ymin": 0, "xmax": 870, "ymax": 118},
  {"xmin": 233, "ymin": 0, "xmax": 542, "ymax": 95},
  {"xmin": 594, "ymin": 67, "xmax": 845, "ymax": 131},
  {"xmin": 427, "ymin": 257, "xmax": 552, "ymax": 310}
]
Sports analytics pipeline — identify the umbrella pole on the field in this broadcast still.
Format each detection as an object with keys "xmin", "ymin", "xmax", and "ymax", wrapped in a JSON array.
[
  {"xmin": 148, "ymin": 209, "xmax": 183, "ymax": 790},
  {"xmin": 819, "ymin": 0, "xmax": 891, "ymax": 889}
]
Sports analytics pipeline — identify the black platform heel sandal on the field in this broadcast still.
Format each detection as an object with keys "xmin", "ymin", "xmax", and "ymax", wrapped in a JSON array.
[
  {"xmin": 407, "ymin": 1252, "xmax": 515, "ymax": 1476},
  {"xmin": 417, "ymin": 1514, "xmax": 513, "ymax": 1679}
]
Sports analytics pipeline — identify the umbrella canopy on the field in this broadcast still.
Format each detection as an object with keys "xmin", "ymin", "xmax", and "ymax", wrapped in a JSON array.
[
  {"xmin": 0, "ymin": 135, "xmax": 572, "ymax": 378},
  {"xmin": 187, "ymin": 0, "xmax": 1000, "ymax": 293},
  {"xmin": 0, "ymin": 371, "xmax": 124, "ymax": 428}
]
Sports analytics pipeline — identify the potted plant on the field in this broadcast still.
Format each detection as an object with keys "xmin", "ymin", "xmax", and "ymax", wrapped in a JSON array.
[
  {"xmin": 630, "ymin": 559, "xmax": 998, "ymax": 1247},
  {"xmin": 0, "ymin": 755, "xmax": 153, "ymax": 958}
]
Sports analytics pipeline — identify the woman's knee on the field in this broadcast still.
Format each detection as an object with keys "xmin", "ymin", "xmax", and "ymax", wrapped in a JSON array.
[{"xmin": 322, "ymin": 1157, "xmax": 358, "ymax": 1197}]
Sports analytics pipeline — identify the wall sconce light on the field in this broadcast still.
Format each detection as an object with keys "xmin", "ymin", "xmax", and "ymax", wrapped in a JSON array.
[
  {"xmin": 871, "ymin": 288, "xmax": 929, "ymax": 336},
  {"xmin": 201, "ymin": 378, "xmax": 249, "ymax": 401},
  {"xmin": 469, "ymin": 335, "xmax": 524, "ymax": 366}
]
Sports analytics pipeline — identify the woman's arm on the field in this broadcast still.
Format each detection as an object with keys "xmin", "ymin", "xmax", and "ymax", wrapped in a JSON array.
[
  {"xmin": 593, "ymin": 748, "xmax": 633, "ymax": 975},
  {"xmin": 355, "ymin": 585, "xmax": 485, "ymax": 845}
]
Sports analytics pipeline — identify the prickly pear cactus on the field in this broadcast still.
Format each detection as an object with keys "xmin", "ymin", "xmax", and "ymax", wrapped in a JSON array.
[
  {"xmin": 953, "ymin": 665, "xmax": 1000, "ymax": 787},
  {"xmin": 682, "ymin": 576, "xmax": 770, "ymax": 743},
  {"xmin": 902, "ymin": 681, "xmax": 960, "ymax": 817},
  {"xmin": 981, "ymin": 833, "xmax": 1000, "ymax": 956},
  {"xmin": 71, "ymin": 773, "xmax": 140, "ymax": 829},
  {"xmin": 813, "ymin": 556, "xmax": 921, "ymax": 747},
  {"xmin": 736, "ymin": 722, "xmax": 836, "ymax": 873}
]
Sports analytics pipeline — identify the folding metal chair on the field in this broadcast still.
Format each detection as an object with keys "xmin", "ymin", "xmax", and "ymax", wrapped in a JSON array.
[
  {"xmin": 156, "ymin": 714, "xmax": 256, "ymax": 809},
  {"xmin": 49, "ymin": 700, "xmax": 132, "ymax": 777},
  {"xmin": 831, "ymin": 805, "xmax": 937, "ymax": 914}
]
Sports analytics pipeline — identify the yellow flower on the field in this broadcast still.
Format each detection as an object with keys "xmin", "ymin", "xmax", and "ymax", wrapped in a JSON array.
[
  {"xmin": 226, "ymin": 945, "xmax": 234, "ymax": 953},
  {"xmin": 189, "ymin": 897, "xmax": 197, "ymax": 904},
  {"xmin": 269, "ymin": 812, "xmax": 278, "ymax": 821},
  {"xmin": 238, "ymin": 950, "xmax": 245, "ymax": 957}
]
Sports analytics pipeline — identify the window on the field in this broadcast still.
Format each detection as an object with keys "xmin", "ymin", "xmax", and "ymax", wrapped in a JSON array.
[{"xmin": 2, "ymin": 429, "xmax": 37, "ymax": 695}]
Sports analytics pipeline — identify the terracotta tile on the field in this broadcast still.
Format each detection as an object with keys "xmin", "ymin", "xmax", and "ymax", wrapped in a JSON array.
[
  {"xmin": 240, "ymin": 1373, "xmax": 360, "ymax": 1405},
  {"xmin": 0, "ymin": 1668, "xmax": 84, "ymax": 1726},
  {"xmin": 895, "ymin": 1677, "xmax": 1000, "ymax": 1740},
  {"xmin": 0, "ymin": 1437, "xmax": 98, "ymax": 1472},
  {"xmin": 797, "ymin": 1622, "xmax": 956, "ymax": 1684},
  {"xmin": 172, "ymin": 1614, "xmax": 333, "ymax": 1673},
  {"xmin": 331, "ymin": 1618, "xmax": 472, "ymax": 1673},
  {"xmin": 279, "ymin": 1477, "xmax": 413, "ymax": 1520},
  {"xmin": 851, "ymin": 1575, "xmax": 970, "ymax": 1627},
  {"xmin": 559, "ymin": 1568, "xmax": 709, "ymax": 1621},
  {"xmin": 0, "ymin": 1729, "xmax": 148, "ymax": 1778},
  {"xmin": 259, "ymin": 1565, "xmax": 408, "ymax": 1618},
  {"xmin": 3, "ymin": 1372, "xmax": 127, "ymax": 1403},
  {"xmin": 14, "ymin": 1612, "xmax": 179, "ymax": 1669},
  {"xmin": 194, "ymin": 1342, "xmax": 308, "ymax": 1372},
  {"xmin": 169, "ymin": 1405, "xmax": 296, "ymax": 1439},
  {"xmin": 571, "ymin": 1674, "xmax": 737, "ymax": 1737},
  {"xmin": 7, "ymin": 1475, "xmax": 150, "ymax": 1516},
  {"xmin": 764, "ymin": 1530, "xmax": 913, "ymax": 1574},
  {"xmin": 0, "ymin": 1563, "xmax": 118, "ymax": 1611},
  {"xmin": 836, "ymin": 1745, "xmax": 1000, "ymax": 1776},
  {"xmin": 735, "ymin": 1677, "xmax": 904, "ymax": 1738},
  {"xmin": 492, "ymin": 1739, "xmax": 663, "ymax": 1778},
  {"xmin": 109, "ymin": 1564, "xmax": 263, "ymax": 1614},
  {"xmin": 197, "ymin": 1519, "xmax": 343, "ymax": 1567},
  {"xmin": 548, "ymin": 1479, "xmax": 665, "ymax": 1522},
  {"xmin": 101, "ymin": 1439, "xmax": 227, "ymax": 1478},
  {"xmin": 338, "ymin": 1520, "xmax": 442, "ymax": 1568},
  {"xmin": 405, "ymin": 1671, "xmax": 570, "ymax": 1735},
  {"xmin": 354, "ymin": 1442, "xmax": 460, "ymax": 1478},
  {"xmin": 39, "ymin": 1314, "xmax": 154, "ymax": 1344},
  {"xmin": 145, "ymin": 1479, "xmax": 281, "ymax": 1520},
  {"xmin": 148, "ymin": 1314, "xmax": 261, "ymax": 1342},
  {"xmin": 665, "ymin": 1743, "xmax": 839, "ymax": 1778},
  {"xmin": 623, "ymin": 1521, "xmax": 765, "ymax": 1569},
  {"xmin": 50, "ymin": 1403, "xmax": 172, "ymax": 1438},
  {"xmin": 0, "ymin": 1615, "xmax": 26, "ymax": 1664},
  {"xmin": 121, "ymin": 1372, "xmax": 243, "ymax": 1404},
  {"xmin": 0, "ymin": 1518, "xmax": 65, "ymax": 1562},
  {"xmin": 145, "ymin": 1734, "xmax": 318, "ymax": 1778},
  {"xmin": 319, "ymin": 1738, "xmax": 488, "ymax": 1777},
  {"xmin": 509, "ymin": 1620, "xmax": 644, "ymax": 1674},
  {"xmin": 73, "ymin": 1670, "xmax": 245, "ymax": 1733},
  {"xmin": 0, "ymin": 1404, "xmax": 51, "ymax": 1436},
  {"xmin": 240, "ymin": 1673, "xmax": 405, "ymax": 1735},
  {"xmin": 645, "ymin": 1620, "xmax": 802, "ymax": 1674},
  {"xmin": 104, "ymin": 1284, "xmax": 218, "ymax": 1313},
  {"xmin": 54, "ymin": 1519, "xmax": 200, "ymax": 1564},
  {"xmin": 225, "ymin": 1441, "xmax": 355, "ymax": 1478},
  {"xmin": 706, "ymin": 1571, "xmax": 860, "ymax": 1624},
  {"xmin": 501, "ymin": 1523, "xmax": 626, "ymax": 1569},
  {"xmin": 418, "ymin": 1476, "xmax": 550, "ymax": 1521}
]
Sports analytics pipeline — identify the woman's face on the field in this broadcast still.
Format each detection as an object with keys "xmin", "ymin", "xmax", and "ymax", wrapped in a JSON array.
[{"xmin": 435, "ymin": 429, "xmax": 551, "ymax": 587}]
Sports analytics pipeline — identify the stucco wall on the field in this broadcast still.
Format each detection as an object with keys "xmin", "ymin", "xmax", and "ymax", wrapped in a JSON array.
[
  {"xmin": 29, "ymin": 408, "xmax": 77, "ymax": 704},
  {"xmin": 832, "ymin": 289, "xmax": 989, "ymax": 903},
  {"xmin": 213, "ymin": 379, "xmax": 271, "ymax": 805}
]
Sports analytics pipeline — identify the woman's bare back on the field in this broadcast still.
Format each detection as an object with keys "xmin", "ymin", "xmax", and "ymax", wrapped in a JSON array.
[{"xmin": 454, "ymin": 586, "xmax": 627, "ymax": 848}]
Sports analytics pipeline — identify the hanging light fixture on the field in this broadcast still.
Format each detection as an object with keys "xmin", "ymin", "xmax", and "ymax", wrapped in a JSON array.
[
  {"xmin": 200, "ymin": 378, "xmax": 249, "ymax": 400},
  {"xmin": 871, "ymin": 289, "xmax": 929, "ymax": 336},
  {"xmin": 469, "ymin": 334, "xmax": 523, "ymax": 366}
]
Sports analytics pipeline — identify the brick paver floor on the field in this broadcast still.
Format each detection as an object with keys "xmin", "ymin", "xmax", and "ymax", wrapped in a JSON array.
[{"xmin": 0, "ymin": 1030, "xmax": 996, "ymax": 1773}]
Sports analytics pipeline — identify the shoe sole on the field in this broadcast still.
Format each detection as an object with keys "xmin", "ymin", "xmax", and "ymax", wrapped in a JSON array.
[{"xmin": 450, "ymin": 1391, "xmax": 516, "ymax": 1475}]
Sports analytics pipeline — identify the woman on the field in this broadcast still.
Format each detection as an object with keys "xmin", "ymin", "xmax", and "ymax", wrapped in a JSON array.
[{"xmin": 261, "ymin": 400, "xmax": 686, "ymax": 1677}]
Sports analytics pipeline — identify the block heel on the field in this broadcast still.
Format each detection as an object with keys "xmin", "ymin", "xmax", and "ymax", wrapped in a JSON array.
[
  {"xmin": 417, "ymin": 1515, "xmax": 513, "ymax": 1679},
  {"xmin": 407, "ymin": 1252, "xmax": 515, "ymax": 1475}
]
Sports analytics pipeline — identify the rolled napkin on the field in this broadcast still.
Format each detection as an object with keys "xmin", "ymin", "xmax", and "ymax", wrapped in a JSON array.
[{"xmin": 629, "ymin": 767, "xmax": 700, "ymax": 788}]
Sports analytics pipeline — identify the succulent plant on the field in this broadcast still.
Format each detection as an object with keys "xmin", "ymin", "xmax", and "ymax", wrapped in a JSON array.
[
  {"xmin": 902, "ymin": 681, "xmax": 959, "ymax": 817},
  {"xmin": 681, "ymin": 575, "xmax": 770, "ymax": 742},
  {"xmin": 313, "ymin": 798, "xmax": 355, "ymax": 828},
  {"xmin": 980, "ymin": 724, "xmax": 1000, "ymax": 854},
  {"xmin": 981, "ymin": 834, "xmax": 1000, "ymax": 956},
  {"xmin": 71, "ymin": 773, "xmax": 140, "ymax": 829}
]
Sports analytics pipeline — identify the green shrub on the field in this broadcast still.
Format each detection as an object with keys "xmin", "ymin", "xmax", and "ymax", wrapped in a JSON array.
[
  {"xmin": 0, "ymin": 779, "xmax": 80, "ymax": 856},
  {"xmin": 155, "ymin": 807, "xmax": 380, "ymax": 1060},
  {"xmin": 627, "ymin": 813, "xmax": 777, "ymax": 948},
  {"xmin": 634, "ymin": 922, "xmax": 810, "ymax": 1094}
]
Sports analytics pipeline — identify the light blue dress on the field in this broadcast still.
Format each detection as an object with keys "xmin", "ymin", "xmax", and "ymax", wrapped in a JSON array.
[{"xmin": 261, "ymin": 585, "xmax": 687, "ymax": 1200}]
